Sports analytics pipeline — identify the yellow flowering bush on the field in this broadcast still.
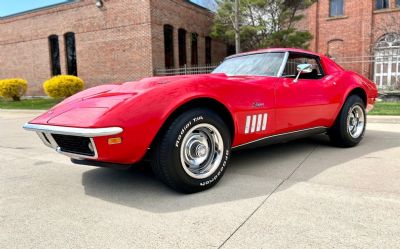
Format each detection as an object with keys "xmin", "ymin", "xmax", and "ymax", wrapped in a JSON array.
[
  {"xmin": 43, "ymin": 75, "xmax": 84, "ymax": 98},
  {"xmin": 0, "ymin": 78, "xmax": 28, "ymax": 101}
]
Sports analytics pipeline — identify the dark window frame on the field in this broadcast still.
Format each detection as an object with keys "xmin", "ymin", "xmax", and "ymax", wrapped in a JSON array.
[
  {"xmin": 205, "ymin": 36, "xmax": 212, "ymax": 65},
  {"xmin": 64, "ymin": 32, "xmax": 77, "ymax": 76},
  {"xmin": 191, "ymin": 32, "xmax": 199, "ymax": 66},
  {"xmin": 178, "ymin": 28, "xmax": 187, "ymax": 67},
  {"xmin": 163, "ymin": 24, "xmax": 175, "ymax": 69},
  {"xmin": 282, "ymin": 52, "xmax": 325, "ymax": 80},
  {"xmin": 48, "ymin": 34, "xmax": 61, "ymax": 76},
  {"xmin": 329, "ymin": 0, "xmax": 344, "ymax": 17}
]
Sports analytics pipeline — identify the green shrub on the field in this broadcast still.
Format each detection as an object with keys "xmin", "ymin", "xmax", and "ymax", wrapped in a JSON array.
[
  {"xmin": 0, "ymin": 78, "xmax": 28, "ymax": 101},
  {"xmin": 43, "ymin": 75, "xmax": 84, "ymax": 98}
]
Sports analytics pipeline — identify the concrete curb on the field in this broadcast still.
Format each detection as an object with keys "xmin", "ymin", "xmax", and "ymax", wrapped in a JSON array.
[
  {"xmin": 0, "ymin": 109, "xmax": 46, "ymax": 114},
  {"xmin": 0, "ymin": 109, "xmax": 46, "ymax": 119},
  {"xmin": 368, "ymin": 115, "xmax": 400, "ymax": 124}
]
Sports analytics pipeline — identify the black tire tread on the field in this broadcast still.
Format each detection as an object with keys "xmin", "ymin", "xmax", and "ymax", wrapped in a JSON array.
[
  {"xmin": 329, "ymin": 95, "xmax": 366, "ymax": 147},
  {"xmin": 151, "ymin": 108, "xmax": 230, "ymax": 193},
  {"xmin": 151, "ymin": 116, "xmax": 188, "ymax": 192}
]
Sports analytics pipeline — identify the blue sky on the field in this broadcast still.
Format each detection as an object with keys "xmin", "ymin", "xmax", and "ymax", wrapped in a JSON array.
[
  {"xmin": 190, "ymin": 0, "xmax": 217, "ymax": 11},
  {"xmin": 0, "ymin": 0, "xmax": 70, "ymax": 17},
  {"xmin": 0, "ymin": 0, "xmax": 217, "ymax": 17}
]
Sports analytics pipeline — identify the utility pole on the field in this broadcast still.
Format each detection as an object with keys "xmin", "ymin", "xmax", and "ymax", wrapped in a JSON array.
[{"xmin": 234, "ymin": 0, "xmax": 241, "ymax": 53}]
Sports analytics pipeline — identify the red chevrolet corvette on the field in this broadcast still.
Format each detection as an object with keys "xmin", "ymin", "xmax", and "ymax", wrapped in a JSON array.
[{"xmin": 24, "ymin": 48, "xmax": 378, "ymax": 193}]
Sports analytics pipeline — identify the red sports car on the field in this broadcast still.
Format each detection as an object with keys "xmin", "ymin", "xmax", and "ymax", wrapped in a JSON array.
[{"xmin": 23, "ymin": 48, "xmax": 378, "ymax": 193}]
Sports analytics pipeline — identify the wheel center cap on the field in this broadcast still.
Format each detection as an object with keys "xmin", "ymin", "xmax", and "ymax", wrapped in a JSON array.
[
  {"xmin": 196, "ymin": 144, "xmax": 208, "ymax": 157},
  {"xmin": 350, "ymin": 117, "xmax": 357, "ymax": 126}
]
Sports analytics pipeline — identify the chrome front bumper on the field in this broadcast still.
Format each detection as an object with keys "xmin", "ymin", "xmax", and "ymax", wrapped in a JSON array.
[{"xmin": 23, "ymin": 123, "xmax": 123, "ymax": 160}]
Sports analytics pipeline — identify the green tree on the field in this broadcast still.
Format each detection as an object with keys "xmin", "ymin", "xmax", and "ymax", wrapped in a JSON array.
[{"xmin": 211, "ymin": 0, "xmax": 316, "ymax": 52}]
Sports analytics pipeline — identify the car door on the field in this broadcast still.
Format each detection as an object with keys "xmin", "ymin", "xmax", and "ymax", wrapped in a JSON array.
[
  {"xmin": 221, "ymin": 52, "xmax": 287, "ymax": 147},
  {"xmin": 275, "ymin": 52, "xmax": 339, "ymax": 134},
  {"xmin": 229, "ymin": 75, "xmax": 278, "ymax": 147}
]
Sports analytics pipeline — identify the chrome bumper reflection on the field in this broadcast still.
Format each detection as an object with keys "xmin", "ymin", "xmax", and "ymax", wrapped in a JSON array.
[
  {"xmin": 23, "ymin": 123, "xmax": 123, "ymax": 160},
  {"xmin": 23, "ymin": 123, "xmax": 123, "ymax": 137}
]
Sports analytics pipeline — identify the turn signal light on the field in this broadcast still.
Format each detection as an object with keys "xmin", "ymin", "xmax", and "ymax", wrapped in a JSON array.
[{"xmin": 108, "ymin": 137, "xmax": 122, "ymax": 145}]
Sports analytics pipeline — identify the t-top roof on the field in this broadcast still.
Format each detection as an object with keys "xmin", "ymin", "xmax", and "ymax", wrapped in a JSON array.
[{"xmin": 227, "ymin": 48, "xmax": 322, "ymax": 59}]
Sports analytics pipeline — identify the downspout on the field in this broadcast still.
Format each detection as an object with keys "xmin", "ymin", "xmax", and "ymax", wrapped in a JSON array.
[{"xmin": 315, "ymin": 0, "xmax": 320, "ymax": 52}]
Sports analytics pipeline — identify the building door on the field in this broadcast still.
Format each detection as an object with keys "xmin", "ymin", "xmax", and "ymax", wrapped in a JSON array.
[{"xmin": 374, "ymin": 33, "xmax": 400, "ymax": 90}]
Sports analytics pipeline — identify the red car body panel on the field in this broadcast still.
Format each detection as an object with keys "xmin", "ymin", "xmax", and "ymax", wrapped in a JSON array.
[{"xmin": 26, "ymin": 48, "xmax": 378, "ymax": 165}]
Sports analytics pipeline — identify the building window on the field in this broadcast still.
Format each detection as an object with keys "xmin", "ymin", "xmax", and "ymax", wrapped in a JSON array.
[
  {"xmin": 48, "ymin": 35, "xmax": 61, "ymax": 76},
  {"xmin": 329, "ymin": 0, "xmax": 344, "ymax": 17},
  {"xmin": 205, "ymin": 36, "xmax": 212, "ymax": 65},
  {"xmin": 64, "ymin": 32, "xmax": 77, "ymax": 76},
  {"xmin": 227, "ymin": 44, "xmax": 236, "ymax": 56},
  {"xmin": 374, "ymin": 33, "xmax": 400, "ymax": 89},
  {"xmin": 376, "ymin": 0, "xmax": 389, "ymax": 9},
  {"xmin": 178, "ymin": 29, "xmax": 187, "ymax": 67},
  {"xmin": 191, "ymin": 33, "xmax": 198, "ymax": 66},
  {"xmin": 163, "ymin": 25, "xmax": 174, "ymax": 69}
]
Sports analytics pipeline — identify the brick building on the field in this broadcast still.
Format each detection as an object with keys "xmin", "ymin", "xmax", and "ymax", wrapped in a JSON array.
[
  {"xmin": 0, "ymin": 0, "xmax": 226, "ymax": 95},
  {"xmin": 299, "ymin": 0, "xmax": 400, "ymax": 90}
]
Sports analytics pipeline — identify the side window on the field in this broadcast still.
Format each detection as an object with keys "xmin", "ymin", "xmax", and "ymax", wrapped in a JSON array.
[{"xmin": 283, "ymin": 54, "xmax": 324, "ymax": 80}]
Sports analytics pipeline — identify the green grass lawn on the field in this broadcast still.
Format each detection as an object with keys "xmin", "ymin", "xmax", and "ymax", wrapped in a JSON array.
[
  {"xmin": 0, "ymin": 98, "xmax": 61, "ymax": 110},
  {"xmin": 369, "ymin": 102, "xmax": 400, "ymax": 116}
]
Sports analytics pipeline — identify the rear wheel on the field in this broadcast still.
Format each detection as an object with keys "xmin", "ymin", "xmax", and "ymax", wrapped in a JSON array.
[
  {"xmin": 151, "ymin": 108, "xmax": 231, "ymax": 193},
  {"xmin": 329, "ymin": 95, "xmax": 366, "ymax": 147}
]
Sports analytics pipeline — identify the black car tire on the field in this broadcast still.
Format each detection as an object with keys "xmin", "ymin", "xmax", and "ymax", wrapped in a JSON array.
[
  {"xmin": 151, "ymin": 108, "xmax": 231, "ymax": 193},
  {"xmin": 329, "ymin": 95, "xmax": 366, "ymax": 147}
]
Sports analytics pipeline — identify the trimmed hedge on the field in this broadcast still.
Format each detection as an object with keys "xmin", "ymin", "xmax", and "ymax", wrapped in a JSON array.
[
  {"xmin": 43, "ymin": 75, "xmax": 84, "ymax": 98},
  {"xmin": 0, "ymin": 78, "xmax": 28, "ymax": 101}
]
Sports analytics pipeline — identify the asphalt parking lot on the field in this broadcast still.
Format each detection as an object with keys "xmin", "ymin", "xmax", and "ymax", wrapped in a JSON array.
[{"xmin": 1, "ymin": 110, "xmax": 400, "ymax": 249}]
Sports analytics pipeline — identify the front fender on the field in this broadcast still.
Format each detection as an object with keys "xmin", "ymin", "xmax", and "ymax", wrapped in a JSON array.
[{"xmin": 95, "ymin": 85, "xmax": 235, "ymax": 164}]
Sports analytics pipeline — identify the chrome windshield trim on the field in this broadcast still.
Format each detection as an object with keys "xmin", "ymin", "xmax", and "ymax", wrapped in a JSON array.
[
  {"xmin": 277, "ymin": 51, "xmax": 289, "ymax": 77},
  {"xmin": 23, "ymin": 123, "xmax": 123, "ymax": 137}
]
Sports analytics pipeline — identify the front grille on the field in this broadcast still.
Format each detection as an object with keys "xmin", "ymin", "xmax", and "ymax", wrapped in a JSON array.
[{"xmin": 51, "ymin": 134, "xmax": 95, "ymax": 157}]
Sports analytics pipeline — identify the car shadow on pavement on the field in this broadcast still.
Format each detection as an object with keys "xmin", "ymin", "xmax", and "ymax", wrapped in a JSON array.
[{"xmin": 81, "ymin": 129, "xmax": 400, "ymax": 213}]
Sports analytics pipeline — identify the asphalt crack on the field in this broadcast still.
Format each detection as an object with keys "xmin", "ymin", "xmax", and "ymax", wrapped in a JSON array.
[{"xmin": 218, "ymin": 145, "xmax": 319, "ymax": 248}]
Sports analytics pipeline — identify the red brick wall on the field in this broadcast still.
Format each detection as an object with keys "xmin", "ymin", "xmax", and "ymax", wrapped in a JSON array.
[
  {"xmin": 0, "ymin": 0, "xmax": 154, "ymax": 95},
  {"xmin": 302, "ymin": 0, "xmax": 400, "ymax": 79},
  {"xmin": 150, "ymin": 0, "xmax": 226, "ymax": 70},
  {"xmin": 0, "ymin": 0, "xmax": 227, "ymax": 96}
]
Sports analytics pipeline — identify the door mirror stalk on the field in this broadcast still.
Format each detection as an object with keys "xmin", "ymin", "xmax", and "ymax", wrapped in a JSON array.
[{"xmin": 294, "ymin": 64, "xmax": 313, "ymax": 83}]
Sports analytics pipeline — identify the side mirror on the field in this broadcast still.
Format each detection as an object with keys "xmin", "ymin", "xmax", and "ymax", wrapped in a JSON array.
[{"xmin": 294, "ymin": 63, "xmax": 313, "ymax": 83}]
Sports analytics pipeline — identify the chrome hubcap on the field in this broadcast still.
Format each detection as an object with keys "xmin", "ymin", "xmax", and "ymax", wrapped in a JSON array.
[
  {"xmin": 180, "ymin": 124, "xmax": 224, "ymax": 179},
  {"xmin": 347, "ymin": 105, "xmax": 365, "ymax": 138}
]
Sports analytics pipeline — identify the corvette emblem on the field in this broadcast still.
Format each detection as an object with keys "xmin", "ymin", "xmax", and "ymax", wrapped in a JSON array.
[{"xmin": 253, "ymin": 102, "xmax": 265, "ymax": 108}]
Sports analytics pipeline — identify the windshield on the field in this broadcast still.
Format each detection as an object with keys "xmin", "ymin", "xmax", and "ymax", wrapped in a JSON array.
[{"xmin": 212, "ymin": 52, "xmax": 285, "ymax": 76}]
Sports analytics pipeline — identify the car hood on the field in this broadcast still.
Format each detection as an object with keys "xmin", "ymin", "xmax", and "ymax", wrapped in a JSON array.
[
  {"xmin": 29, "ymin": 73, "xmax": 274, "ymax": 127},
  {"xmin": 107, "ymin": 73, "xmax": 270, "ymax": 93}
]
